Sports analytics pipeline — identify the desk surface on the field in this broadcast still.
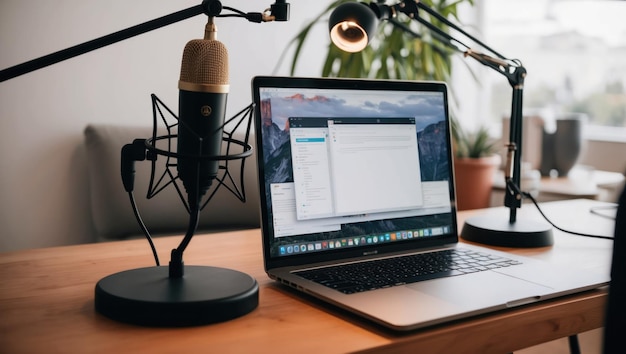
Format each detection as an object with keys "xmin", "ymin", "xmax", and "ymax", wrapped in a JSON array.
[{"xmin": 0, "ymin": 199, "xmax": 615, "ymax": 354}]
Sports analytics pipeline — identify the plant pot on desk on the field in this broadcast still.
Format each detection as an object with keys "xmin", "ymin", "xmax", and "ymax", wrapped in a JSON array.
[{"xmin": 454, "ymin": 155, "xmax": 500, "ymax": 211}]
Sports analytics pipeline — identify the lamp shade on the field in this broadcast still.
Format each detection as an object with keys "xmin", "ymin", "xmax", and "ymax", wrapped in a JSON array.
[{"xmin": 328, "ymin": 2, "xmax": 378, "ymax": 53}]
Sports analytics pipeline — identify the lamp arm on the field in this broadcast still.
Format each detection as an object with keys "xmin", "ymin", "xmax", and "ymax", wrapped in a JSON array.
[
  {"xmin": 386, "ymin": 0, "xmax": 527, "ymax": 220},
  {"xmin": 413, "ymin": 1, "xmax": 507, "ymax": 60},
  {"xmin": 506, "ymin": 81, "xmax": 526, "ymax": 221},
  {"xmin": 387, "ymin": 18, "xmax": 461, "ymax": 58},
  {"xmin": 389, "ymin": 1, "xmax": 525, "ymax": 85},
  {"xmin": 459, "ymin": 49, "xmax": 528, "ymax": 220},
  {"xmin": 386, "ymin": 2, "xmax": 525, "ymax": 81}
]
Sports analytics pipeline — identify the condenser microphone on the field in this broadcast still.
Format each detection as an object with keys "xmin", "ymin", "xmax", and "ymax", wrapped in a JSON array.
[{"xmin": 177, "ymin": 18, "xmax": 229, "ymax": 199}]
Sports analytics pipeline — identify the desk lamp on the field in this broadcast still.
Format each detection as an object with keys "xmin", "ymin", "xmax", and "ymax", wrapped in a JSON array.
[
  {"xmin": 0, "ymin": 0, "xmax": 290, "ymax": 326},
  {"xmin": 328, "ymin": 1, "xmax": 553, "ymax": 248}
]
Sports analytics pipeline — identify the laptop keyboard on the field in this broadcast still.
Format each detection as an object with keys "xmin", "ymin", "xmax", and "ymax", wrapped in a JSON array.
[{"xmin": 295, "ymin": 248, "xmax": 523, "ymax": 294}]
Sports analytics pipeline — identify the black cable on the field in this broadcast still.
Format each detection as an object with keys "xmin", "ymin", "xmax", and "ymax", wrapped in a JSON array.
[
  {"xmin": 218, "ymin": 13, "xmax": 247, "ymax": 18},
  {"xmin": 128, "ymin": 192, "xmax": 161, "ymax": 266},
  {"xmin": 221, "ymin": 6, "xmax": 246, "ymax": 16},
  {"xmin": 590, "ymin": 205, "xmax": 618, "ymax": 220},
  {"xmin": 522, "ymin": 191, "xmax": 614, "ymax": 240}
]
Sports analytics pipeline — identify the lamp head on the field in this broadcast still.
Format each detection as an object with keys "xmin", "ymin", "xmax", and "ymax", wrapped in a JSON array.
[{"xmin": 328, "ymin": 2, "xmax": 379, "ymax": 53}]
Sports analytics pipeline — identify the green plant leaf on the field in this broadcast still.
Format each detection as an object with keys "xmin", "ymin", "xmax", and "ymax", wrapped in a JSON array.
[{"xmin": 282, "ymin": 0, "xmax": 484, "ymax": 157}]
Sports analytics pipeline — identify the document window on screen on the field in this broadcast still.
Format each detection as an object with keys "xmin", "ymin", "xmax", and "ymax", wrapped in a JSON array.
[{"xmin": 289, "ymin": 117, "xmax": 423, "ymax": 221}]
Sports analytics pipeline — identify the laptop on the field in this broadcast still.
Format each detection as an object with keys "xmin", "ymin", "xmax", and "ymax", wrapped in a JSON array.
[{"xmin": 251, "ymin": 76, "xmax": 610, "ymax": 331}]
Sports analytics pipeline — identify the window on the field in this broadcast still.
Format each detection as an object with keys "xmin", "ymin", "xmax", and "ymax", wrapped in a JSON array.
[{"xmin": 461, "ymin": 0, "xmax": 626, "ymax": 141}]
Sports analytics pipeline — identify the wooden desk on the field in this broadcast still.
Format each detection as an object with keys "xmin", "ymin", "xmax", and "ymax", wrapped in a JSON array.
[{"xmin": 0, "ymin": 199, "xmax": 615, "ymax": 354}]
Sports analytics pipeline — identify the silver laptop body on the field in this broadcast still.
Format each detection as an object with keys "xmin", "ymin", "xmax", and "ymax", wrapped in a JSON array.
[{"xmin": 251, "ymin": 76, "xmax": 609, "ymax": 331}]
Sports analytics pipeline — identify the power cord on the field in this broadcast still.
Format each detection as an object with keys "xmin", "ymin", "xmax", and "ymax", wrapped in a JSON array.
[
  {"xmin": 590, "ymin": 205, "xmax": 619, "ymax": 220},
  {"xmin": 128, "ymin": 192, "xmax": 160, "ymax": 266},
  {"xmin": 121, "ymin": 140, "xmax": 161, "ymax": 266},
  {"xmin": 521, "ymin": 190, "xmax": 615, "ymax": 240}
]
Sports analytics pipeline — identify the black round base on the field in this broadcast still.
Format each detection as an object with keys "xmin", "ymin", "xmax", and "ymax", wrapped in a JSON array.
[
  {"xmin": 461, "ymin": 215, "xmax": 554, "ymax": 248},
  {"xmin": 95, "ymin": 266, "xmax": 259, "ymax": 326}
]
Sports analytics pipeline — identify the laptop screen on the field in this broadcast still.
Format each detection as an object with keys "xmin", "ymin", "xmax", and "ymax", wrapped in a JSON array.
[{"xmin": 252, "ymin": 77, "xmax": 458, "ymax": 265}]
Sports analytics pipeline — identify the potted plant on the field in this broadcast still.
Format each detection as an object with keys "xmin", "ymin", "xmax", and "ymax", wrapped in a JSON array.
[{"xmin": 450, "ymin": 117, "xmax": 500, "ymax": 210}]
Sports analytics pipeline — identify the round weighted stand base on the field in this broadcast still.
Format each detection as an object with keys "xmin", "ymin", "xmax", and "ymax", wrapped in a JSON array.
[
  {"xmin": 95, "ymin": 265, "xmax": 259, "ymax": 326},
  {"xmin": 461, "ymin": 215, "xmax": 553, "ymax": 248}
]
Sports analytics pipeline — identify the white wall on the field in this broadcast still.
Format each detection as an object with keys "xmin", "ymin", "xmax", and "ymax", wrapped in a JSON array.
[{"xmin": 0, "ymin": 0, "xmax": 332, "ymax": 252}]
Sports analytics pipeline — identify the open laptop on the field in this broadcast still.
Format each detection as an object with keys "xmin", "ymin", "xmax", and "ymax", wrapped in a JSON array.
[{"xmin": 251, "ymin": 76, "xmax": 609, "ymax": 331}]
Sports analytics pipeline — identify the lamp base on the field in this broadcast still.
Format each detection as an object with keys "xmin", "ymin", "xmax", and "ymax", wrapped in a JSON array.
[
  {"xmin": 95, "ymin": 265, "xmax": 259, "ymax": 326},
  {"xmin": 461, "ymin": 215, "xmax": 553, "ymax": 248}
]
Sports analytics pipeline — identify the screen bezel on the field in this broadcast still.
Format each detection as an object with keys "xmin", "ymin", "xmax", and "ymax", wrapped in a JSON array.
[{"xmin": 251, "ymin": 76, "xmax": 459, "ymax": 270}]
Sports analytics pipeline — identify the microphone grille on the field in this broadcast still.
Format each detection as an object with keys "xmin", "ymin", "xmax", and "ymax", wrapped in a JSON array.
[{"xmin": 179, "ymin": 39, "xmax": 229, "ymax": 88}]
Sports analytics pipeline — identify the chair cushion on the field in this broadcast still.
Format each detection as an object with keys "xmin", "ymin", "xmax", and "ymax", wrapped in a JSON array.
[{"xmin": 84, "ymin": 123, "xmax": 260, "ymax": 240}]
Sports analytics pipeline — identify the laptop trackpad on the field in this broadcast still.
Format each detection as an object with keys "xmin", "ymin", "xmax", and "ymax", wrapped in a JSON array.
[{"xmin": 406, "ymin": 271, "xmax": 552, "ymax": 308}]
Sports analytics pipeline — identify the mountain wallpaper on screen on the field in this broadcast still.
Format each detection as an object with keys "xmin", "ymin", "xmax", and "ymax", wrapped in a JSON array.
[
  {"xmin": 258, "ymin": 94, "xmax": 453, "ymax": 250},
  {"xmin": 259, "ymin": 97, "xmax": 450, "ymax": 186}
]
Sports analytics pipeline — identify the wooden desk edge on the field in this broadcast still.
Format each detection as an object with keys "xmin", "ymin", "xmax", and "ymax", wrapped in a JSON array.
[{"xmin": 356, "ymin": 289, "xmax": 607, "ymax": 354}]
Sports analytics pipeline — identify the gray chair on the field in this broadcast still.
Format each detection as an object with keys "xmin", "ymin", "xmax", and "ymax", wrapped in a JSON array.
[{"xmin": 84, "ymin": 123, "xmax": 261, "ymax": 241}]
